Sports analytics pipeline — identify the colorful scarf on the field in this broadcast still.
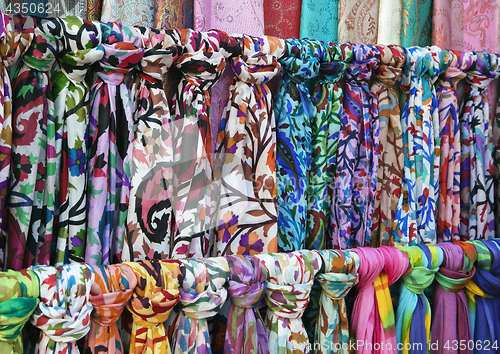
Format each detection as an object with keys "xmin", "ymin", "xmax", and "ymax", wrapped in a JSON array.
[
  {"xmin": 224, "ymin": 255, "xmax": 268, "ymax": 354},
  {"xmin": 122, "ymin": 27, "xmax": 181, "ymax": 261},
  {"xmin": 393, "ymin": 46, "xmax": 451, "ymax": 245},
  {"xmin": 275, "ymin": 39, "xmax": 323, "ymax": 252},
  {"xmin": 212, "ymin": 35, "xmax": 284, "ymax": 256},
  {"xmin": 0, "ymin": 269, "xmax": 39, "ymax": 354},
  {"xmin": 370, "ymin": 45, "xmax": 406, "ymax": 247},
  {"xmin": 333, "ymin": 44, "xmax": 380, "ymax": 248},
  {"xmin": 100, "ymin": 0, "xmax": 155, "ymax": 26},
  {"xmin": 171, "ymin": 257, "xmax": 229, "ymax": 354},
  {"xmin": 7, "ymin": 17, "xmax": 63, "ymax": 270},
  {"xmin": 263, "ymin": 0, "xmax": 301, "ymax": 39},
  {"xmin": 52, "ymin": 16, "xmax": 103, "ymax": 265},
  {"xmin": 338, "ymin": 0, "xmax": 380, "ymax": 44},
  {"xmin": 0, "ymin": 12, "xmax": 34, "ymax": 269},
  {"xmin": 401, "ymin": 0, "xmax": 432, "ymax": 46},
  {"xmin": 308, "ymin": 42, "xmax": 352, "ymax": 251},
  {"xmin": 155, "ymin": 0, "xmax": 193, "ymax": 29},
  {"xmin": 299, "ymin": 0, "xmax": 338, "ymax": 42},
  {"xmin": 85, "ymin": 22, "xmax": 144, "ymax": 265},
  {"xmin": 86, "ymin": 264, "xmax": 137, "ymax": 354},
  {"xmin": 314, "ymin": 250, "xmax": 359, "ymax": 354},
  {"xmin": 431, "ymin": 242, "xmax": 475, "ymax": 354},
  {"xmin": 126, "ymin": 260, "xmax": 183, "ymax": 354},
  {"xmin": 30, "ymin": 264, "xmax": 95, "ymax": 354},
  {"xmin": 396, "ymin": 245, "xmax": 443, "ymax": 354},
  {"xmin": 460, "ymin": 52, "xmax": 500, "ymax": 240}
]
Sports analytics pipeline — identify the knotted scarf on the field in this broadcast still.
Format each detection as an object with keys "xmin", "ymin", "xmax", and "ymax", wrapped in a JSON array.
[
  {"xmin": 431, "ymin": 243, "xmax": 475, "ymax": 353},
  {"xmin": 308, "ymin": 42, "xmax": 352, "ymax": 251},
  {"xmin": 370, "ymin": 45, "xmax": 406, "ymax": 247},
  {"xmin": 333, "ymin": 44, "xmax": 380, "ymax": 248},
  {"xmin": 396, "ymin": 245, "xmax": 443, "ymax": 354},
  {"xmin": 224, "ymin": 255, "xmax": 268, "ymax": 354},
  {"xmin": 314, "ymin": 250, "xmax": 359, "ymax": 354},
  {"xmin": 393, "ymin": 46, "xmax": 451, "ymax": 245},
  {"xmin": 257, "ymin": 251, "xmax": 321, "ymax": 354},
  {"xmin": 85, "ymin": 22, "xmax": 144, "ymax": 265},
  {"xmin": 30, "ymin": 264, "xmax": 95, "ymax": 354},
  {"xmin": 52, "ymin": 17, "xmax": 103, "ymax": 265},
  {"xmin": 7, "ymin": 16, "xmax": 63, "ymax": 270},
  {"xmin": 0, "ymin": 13, "xmax": 34, "ymax": 268},
  {"xmin": 460, "ymin": 52, "xmax": 500, "ymax": 240},
  {"xmin": 171, "ymin": 257, "xmax": 229, "ymax": 354},
  {"xmin": 212, "ymin": 34, "xmax": 284, "ymax": 256},
  {"xmin": 126, "ymin": 260, "xmax": 183, "ymax": 354},
  {"xmin": 122, "ymin": 27, "xmax": 181, "ymax": 261},
  {"xmin": 170, "ymin": 29, "xmax": 226, "ymax": 259},
  {"xmin": 86, "ymin": 264, "xmax": 137, "ymax": 354},
  {"xmin": 0, "ymin": 269, "xmax": 39, "ymax": 354},
  {"xmin": 275, "ymin": 39, "xmax": 323, "ymax": 252},
  {"xmin": 435, "ymin": 51, "xmax": 472, "ymax": 242}
]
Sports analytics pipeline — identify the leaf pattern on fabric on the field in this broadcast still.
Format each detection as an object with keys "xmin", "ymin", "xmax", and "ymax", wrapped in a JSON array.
[
  {"xmin": 85, "ymin": 22, "xmax": 144, "ymax": 266},
  {"xmin": 401, "ymin": 0, "xmax": 432, "ymax": 47}
]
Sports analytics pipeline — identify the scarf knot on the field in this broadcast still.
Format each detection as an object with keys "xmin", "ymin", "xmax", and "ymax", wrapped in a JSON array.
[
  {"xmin": 0, "ymin": 13, "xmax": 35, "ymax": 68},
  {"xmin": 96, "ymin": 42, "xmax": 143, "ymax": 85},
  {"xmin": 22, "ymin": 25, "xmax": 63, "ymax": 72},
  {"xmin": 180, "ymin": 286, "xmax": 227, "ymax": 318},
  {"xmin": 465, "ymin": 51, "xmax": 500, "ymax": 91},
  {"xmin": 439, "ymin": 51, "xmax": 466, "ymax": 90},
  {"xmin": 231, "ymin": 52, "xmax": 280, "ymax": 85},
  {"xmin": 373, "ymin": 45, "xmax": 406, "ymax": 88},
  {"xmin": 435, "ymin": 268, "xmax": 474, "ymax": 293},
  {"xmin": 280, "ymin": 38, "xmax": 325, "ymax": 82},
  {"xmin": 403, "ymin": 265, "xmax": 437, "ymax": 294},
  {"xmin": 265, "ymin": 281, "xmax": 313, "ymax": 319},
  {"xmin": 345, "ymin": 44, "xmax": 380, "ymax": 84}
]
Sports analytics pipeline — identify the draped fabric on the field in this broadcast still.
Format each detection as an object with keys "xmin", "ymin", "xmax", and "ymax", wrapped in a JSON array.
[
  {"xmin": 126, "ymin": 260, "xmax": 182, "ymax": 354},
  {"xmin": 122, "ymin": 27, "xmax": 181, "ymax": 261},
  {"xmin": 263, "ymin": 0, "xmax": 301, "ymax": 39},
  {"xmin": 171, "ymin": 257, "xmax": 229, "ymax": 354},
  {"xmin": 30, "ymin": 264, "xmax": 94, "ymax": 354},
  {"xmin": 377, "ymin": 0, "xmax": 402, "ymax": 45},
  {"xmin": 431, "ymin": 243, "xmax": 475, "ymax": 354},
  {"xmin": 333, "ymin": 44, "xmax": 380, "ymax": 248},
  {"xmin": 393, "ymin": 46, "xmax": 451, "ymax": 245},
  {"xmin": 170, "ymin": 29, "xmax": 228, "ymax": 259},
  {"xmin": 224, "ymin": 255, "xmax": 268, "ymax": 354},
  {"xmin": 299, "ymin": 0, "xmax": 338, "ymax": 42},
  {"xmin": 86, "ymin": 264, "xmax": 137, "ymax": 354},
  {"xmin": 0, "ymin": 269, "xmax": 39, "ymax": 354},
  {"xmin": 435, "ymin": 51, "xmax": 469, "ymax": 243},
  {"xmin": 459, "ymin": 52, "xmax": 500, "ymax": 241},
  {"xmin": 396, "ymin": 245, "xmax": 443, "ymax": 354},
  {"xmin": 314, "ymin": 250, "xmax": 359, "ymax": 354},
  {"xmin": 275, "ymin": 39, "xmax": 323, "ymax": 252},
  {"xmin": 87, "ymin": 0, "xmax": 101, "ymax": 20},
  {"xmin": 400, "ymin": 0, "xmax": 432, "ymax": 47},
  {"xmin": 212, "ymin": 35, "xmax": 284, "ymax": 256},
  {"xmin": 257, "ymin": 251, "xmax": 322, "ymax": 354},
  {"xmin": 85, "ymin": 22, "xmax": 143, "ymax": 265},
  {"xmin": 53, "ymin": 16, "xmax": 103, "ymax": 265},
  {"xmin": 370, "ymin": 45, "xmax": 405, "ymax": 247},
  {"xmin": 100, "ymin": 0, "xmax": 155, "ymax": 27},
  {"xmin": 0, "ymin": 12, "xmax": 34, "ymax": 269},
  {"xmin": 155, "ymin": 0, "xmax": 193, "ymax": 29},
  {"xmin": 308, "ymin": 43, "xmax": 352, "ymax": 251},
  {"xmin": 7, "ymin": 17, "xmax": 63, "ymax": 270},
  {"xmin": 338, "ymin": 0, "xmax": 380, "ymax": 44}
]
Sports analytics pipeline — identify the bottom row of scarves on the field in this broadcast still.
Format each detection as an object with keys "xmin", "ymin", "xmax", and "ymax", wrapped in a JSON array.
[{"xmin": 2, "ymin": 241, "xmax": 500, "ymax": 354}]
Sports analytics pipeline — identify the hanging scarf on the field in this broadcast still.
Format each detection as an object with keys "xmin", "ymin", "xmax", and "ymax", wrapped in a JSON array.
[
  {"xmin": 30, "ymin": 264, "xmax": 94, "ymax": 354},
  {"xmin": 299, "ymin": 0, "xmax": 338, "ymax": 42},
  {"xmin": 7, "ymin": 17, "xmax": 63, "ymax": 270},
  {"xmin": 370, "ymin": 45, "xmax": 406, "ymax": 247},
  {"xmin": 395, "ymin": 245, "xmax": 443, "ymax": 354},
  {"xmin": 100, "ymin": 0, "xmax": 155, "ymax": 26},
  {"xmin": 308, "ymin": 42, "xmax": 352, "ymax": 251},
  {"xmin": 400, "ymin": 0, "xmax": 432, "ymax": 46},
  {"xmin": 393, "ymin": 46, "xmax": 451, "ymax": 245},
  {"xmin": 275, "ymin": 39, "xmax": 323, "ymax": 252},
  {"xmin": 87, "ymin": 0, "xmax": 101, "ymax": 20},
  {"xmin": 86, "ymin": 264, "xmax": 137, "ymax": 354},
  {"xmin": 0, "ymin": 269, "xmax": 39, "ymax": 354},
  {"xmin": 431, "ymin": 243, "xmax": 475, "ymax": 354},
  {"xmin": 338, "ymin": 0, "xmax": 380, "ymax": 44},
  {"xmin": 122, "ymin": 27, "xmax": 181, "ymax": 261},
  {"xmin": 224, "ymin": 255, "xmax": 268, "ymax": 354},
  {"xmin": 212, "ymin": 35, "xmax": 284, "ymax": 256},
  {"xmin": 171, "ymin": 257, "xmax": 229, "ymax": 354},
  {"xmin": 333, "ymin": 44, "xmax": 379, "ymax": 248},
  {"xmin": 0, "ymin": 12, "xmax": 34, "ymax": 269},
  {"xmin": 170, "ymin": 29, "xmax": 227, "ymax": 259},
  {"xmin": 52, "ymin": 17, "xmax": 103, "ymax": 265},
  {"xmin": 460, "ymin": 52, "xmax": 500, "ymax": 240},
  {"xmin": 85, "ymin": 22, "xmax": 144, "ymax": 265},
  {"xmin": 126, "ymin": 260, "xmax": 182, "ymax": 354},
  {"xmin": 155, "ymin": 0, "xmax": 193, "ymax": 29},
  {"xmin": 263, "ymin": 0, "xmax": 301, "ymax": 39},
  {"xmin": 435, "ymin": 51, "xmax": 472, "ymax": 242},
  {"xmin": 314, "ymin": 250, "xmax": 359, "ymax": 354},
  {"xmin": 377, "ymin": 0, "xmax": 402, "ymax": 45},
  {"xmin": 257, "ymin": 251, "xmax": 322, "ymax": 354}
]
